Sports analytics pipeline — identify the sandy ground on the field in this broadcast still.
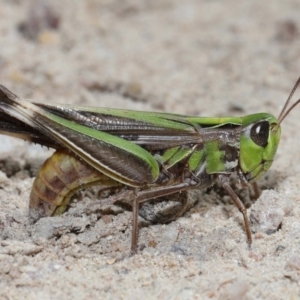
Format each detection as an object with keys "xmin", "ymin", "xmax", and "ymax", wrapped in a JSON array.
[{"xmin": 0, "ymin": 1, "xmax": 300, "ymax": 299}]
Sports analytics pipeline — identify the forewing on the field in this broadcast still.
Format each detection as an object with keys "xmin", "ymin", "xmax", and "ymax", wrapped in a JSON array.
[
  {"xmin": 0, "ymin": 86, "xmax": 159, "ymax": 186},
  {"xmin": 36, "ymin": 103, "xmax": 203, "ymax": 149}
]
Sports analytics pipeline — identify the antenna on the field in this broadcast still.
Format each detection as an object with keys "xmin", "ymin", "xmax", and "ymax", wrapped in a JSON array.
[{"xmin": 278, "ymin": 77, "xmax": 300, "ymax": 125}]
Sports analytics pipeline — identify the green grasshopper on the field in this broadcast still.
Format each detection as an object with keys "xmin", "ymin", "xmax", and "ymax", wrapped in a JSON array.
[{"xmin": 0, "ymin": 78, "xmax": 299, "ymax": 254}]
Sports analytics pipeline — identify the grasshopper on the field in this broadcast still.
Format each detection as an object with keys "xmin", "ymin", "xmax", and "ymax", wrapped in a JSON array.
[{"xmin": 0, "ymin": 79, "xmax": 299, "ymax": 254}]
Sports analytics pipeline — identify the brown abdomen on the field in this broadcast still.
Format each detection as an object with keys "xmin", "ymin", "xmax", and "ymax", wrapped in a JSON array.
[{"xmin": 29, "ymin": 149, "xmax": 121, "ymax": 223}]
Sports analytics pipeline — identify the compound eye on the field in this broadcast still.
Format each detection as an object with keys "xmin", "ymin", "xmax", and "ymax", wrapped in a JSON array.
[{"xmin": 250, "ymin": 121, "xmax": 269, "ymax": 147}]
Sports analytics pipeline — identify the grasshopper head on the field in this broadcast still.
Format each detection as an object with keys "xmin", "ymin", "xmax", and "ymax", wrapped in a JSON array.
[
  {"xmin": 239, "ymin": 77, "xmax": 300, "ymax": 182},
  {"xmin": 239, "ymin": 113, "xmax": 281, "ymax": 182}
]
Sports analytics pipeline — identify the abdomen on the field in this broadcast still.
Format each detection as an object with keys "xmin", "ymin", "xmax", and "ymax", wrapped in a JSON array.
[{"xmin": 29, "ymin": 149, "xmax": 122, "ymax": 223}]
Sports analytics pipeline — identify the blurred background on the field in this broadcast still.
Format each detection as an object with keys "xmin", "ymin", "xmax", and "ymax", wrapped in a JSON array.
[
  {"xmin": 1, "ymin": 0, "xmax": 300, "ymax": 196},
  {"xmin": 1, "ymin": 0, "xmax": 300, "ymax": 159},
  {"xmin": 1, "ymin": 1, "xmax": 300, "ymax": 299},
  {"xmin": 1, "ymin": 0, "xmax": 299, "ymax": 115}
]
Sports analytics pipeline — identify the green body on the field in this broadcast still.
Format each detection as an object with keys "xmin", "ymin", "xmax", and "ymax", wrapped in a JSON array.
[
  {"xmin": 0, "ymin": 91, "xmax": 281, "ymax": 185},
  {"xmin": 0, "ymin": 84, "xmax": 285, "ymax": 251},
  {"xmin": 0, "ymin": 84, "xmax": 281, "ymax": 199}
]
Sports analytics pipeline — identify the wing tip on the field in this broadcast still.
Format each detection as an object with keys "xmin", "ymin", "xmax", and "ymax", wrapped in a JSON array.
[{"xmin": 0, "ymin": 84, "xmax": 19, "ymax": 102}]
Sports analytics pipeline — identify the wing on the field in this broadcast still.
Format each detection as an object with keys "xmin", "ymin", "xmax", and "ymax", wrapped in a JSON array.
[
  {"xmin": 36, "ymin": 102, "xmax": 243, "ymax": 149},
  {"xmin": 0, "ymin": 85, "xmax": 242, "ymax": 186},
  {"xmin": 0, "ymin": 85, "xmax": 159, "ymax": 186},
  {"xmin": 0, "ymin": 110, "xmax": 60, "ymax": 148}
]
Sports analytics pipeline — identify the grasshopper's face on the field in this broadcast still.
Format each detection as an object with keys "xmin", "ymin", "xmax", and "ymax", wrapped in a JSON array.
[{"xmin": 239, "ymin": 113, "xmax": 281, "ymax": 182}]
